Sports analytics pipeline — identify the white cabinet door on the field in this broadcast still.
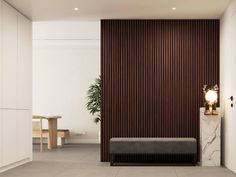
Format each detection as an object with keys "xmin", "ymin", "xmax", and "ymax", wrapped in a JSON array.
[
  {"xmin": 0, "ymin": 1, "xmax": 32, "ymax": 170},
  {"xmin": 16, "ymin": 110, "xmax": 31, "ymax": 161},
  {"xmin": 1, "ymin": 110, "xmax": 31, "ymax": 167},
  {"xmin": 0, "ymin": 0, "xmax": 2, "ymax": 108},
  {"xmin": 2, "ymin": 110, "xmax": 17, "ymax": 166},
  {"xmin": 0, "ymin": 110, "xmax": 2, "ymax": 168},
  {"xmin": 17, "ymin": 14, "xmax": 32, "ymax": 110},
  {"xmin": 1, "ymin": 1, "xmax": 18, "ymax": 109}
]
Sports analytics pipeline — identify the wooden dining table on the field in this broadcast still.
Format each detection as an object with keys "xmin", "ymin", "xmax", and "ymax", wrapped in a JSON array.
[{"xmin": 33, "ymin": 115, "xmax": 61, "ymax": 149}]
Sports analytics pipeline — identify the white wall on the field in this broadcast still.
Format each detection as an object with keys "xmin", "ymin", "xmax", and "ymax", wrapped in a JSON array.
[
  {"xmin": 220, "ymin": 0, "xmax": 236, "ymax": 173},
  {"xmin": 33, "ymin": 22, "xmax": 100, "ymax": 143}
]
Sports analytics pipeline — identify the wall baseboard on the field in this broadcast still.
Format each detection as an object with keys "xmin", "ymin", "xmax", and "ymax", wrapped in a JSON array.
[
  {"xmin": 0, "ymin": 158, "xmax": 31, "ymax": 173},
  {"xmin": 33, "ymin": 138, "xmax": 100, "ymax": 144},
  {"xmin": 67, "ymin": 138, "xmax": 100, "ymax": 144}
]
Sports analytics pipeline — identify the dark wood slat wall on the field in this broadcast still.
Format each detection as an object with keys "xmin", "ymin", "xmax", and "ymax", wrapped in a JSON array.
[{"xmin": 101, "ymin": 20, "xmax": 219, "ymax": 162}]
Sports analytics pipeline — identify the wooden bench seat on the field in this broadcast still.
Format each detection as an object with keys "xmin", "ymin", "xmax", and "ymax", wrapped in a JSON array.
[
  {"xmin": 33, "ymin": 129, "xmax": 70, "ymax": 138},
  {"xmin": 33, "ymin": 129, "xmax": 70, "ymax": 147}
]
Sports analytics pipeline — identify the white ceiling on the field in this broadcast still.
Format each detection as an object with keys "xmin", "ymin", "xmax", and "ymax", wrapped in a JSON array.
[{"xmin": 5, "ymin": 0, "xmax": 231, "ymax": 21}]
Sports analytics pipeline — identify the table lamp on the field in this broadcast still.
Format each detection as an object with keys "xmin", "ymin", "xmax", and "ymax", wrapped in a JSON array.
[{"xmin": 203, "ymin": 85, "xmax": 219, "ymax": 115}]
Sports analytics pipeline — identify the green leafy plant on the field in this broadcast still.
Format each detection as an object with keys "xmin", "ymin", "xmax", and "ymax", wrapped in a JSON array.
[{"xmin": 86, "ymin": 76, "xmax": 101, "ymax": 123}]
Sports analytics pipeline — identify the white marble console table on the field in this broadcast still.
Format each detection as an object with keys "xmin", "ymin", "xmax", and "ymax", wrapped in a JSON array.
[{"xmin": 200, "ymin": 107, "xmax": 221, "ymax": 166}]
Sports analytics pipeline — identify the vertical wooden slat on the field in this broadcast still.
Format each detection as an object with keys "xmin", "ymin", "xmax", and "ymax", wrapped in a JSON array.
[{"xmin": 101, "ymin": 20, "xmax": 220, "ymax": 162}]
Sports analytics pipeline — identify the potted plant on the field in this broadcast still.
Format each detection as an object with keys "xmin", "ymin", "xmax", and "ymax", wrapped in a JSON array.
[{"xmin": 86, "ymin": 76, "xmax": 101, "ymax": 142}]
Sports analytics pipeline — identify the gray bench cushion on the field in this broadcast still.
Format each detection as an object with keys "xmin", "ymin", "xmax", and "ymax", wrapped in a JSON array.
[{"xmin": 110, "ymin": 138, "xmax": 197, "ymax": 154}]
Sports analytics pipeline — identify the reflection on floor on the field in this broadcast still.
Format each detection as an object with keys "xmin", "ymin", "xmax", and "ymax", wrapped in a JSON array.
[{"xmin": 0, "ymin": 144, "xmax": 235, "ymax": 177}]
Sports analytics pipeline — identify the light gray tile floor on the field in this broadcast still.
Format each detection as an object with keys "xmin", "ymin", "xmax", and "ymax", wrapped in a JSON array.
[{"xmin": 0, "ymin": 144, "xmax": 235, "ymax": 177}]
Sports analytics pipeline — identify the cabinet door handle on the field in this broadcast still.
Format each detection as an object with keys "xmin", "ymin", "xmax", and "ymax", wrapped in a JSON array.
[{"xmin": 229, "ymin": 96, "xmax": 234, "ymax": 107}]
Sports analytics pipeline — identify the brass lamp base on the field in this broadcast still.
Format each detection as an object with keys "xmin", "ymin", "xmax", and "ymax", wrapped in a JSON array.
[
  {"xmin": 212, "ymin": 110, "xmax": 218, "ymax": 115},
  {"xmin": 204, "ymin": 110, "xmax": 212, "ymax": 115},
  {"xmin": 204, "ymin": 109, "xmax": 218, "ymax": 115}
]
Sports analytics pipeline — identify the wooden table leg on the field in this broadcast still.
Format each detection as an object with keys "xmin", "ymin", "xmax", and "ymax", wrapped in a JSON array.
[{"xmin": 48, "ymin": 119, "xmax": 57, "ymax": 149}]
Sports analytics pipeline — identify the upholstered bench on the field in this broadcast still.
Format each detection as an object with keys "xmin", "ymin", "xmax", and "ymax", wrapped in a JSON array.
[{"xmin": 109, "ymin": 138, "xmax": 197, "ymax": 166}]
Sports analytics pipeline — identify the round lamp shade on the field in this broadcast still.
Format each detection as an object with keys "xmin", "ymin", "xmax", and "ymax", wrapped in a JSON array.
[{"xmin": 205, "ymin": 90, "xmax": 218, "ymax": 103}]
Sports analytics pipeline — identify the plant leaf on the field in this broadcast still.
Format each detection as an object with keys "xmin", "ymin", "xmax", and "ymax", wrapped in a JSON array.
[{"xmin": 86, "ymin": 76, "xmax": 101, "ymax": 123}]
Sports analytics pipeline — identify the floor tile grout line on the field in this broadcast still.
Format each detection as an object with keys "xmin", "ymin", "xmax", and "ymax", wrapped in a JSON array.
[
  {"xmin": 114, "ymin": 167, "xmax": 121, "ymax": 177},
  {"xmin": 175, "ymin": 168, "xmax": 180, "ymax": 177}
]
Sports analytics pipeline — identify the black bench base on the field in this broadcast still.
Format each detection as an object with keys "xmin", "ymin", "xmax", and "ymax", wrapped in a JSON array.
[{"xmin": 110, "ymin": 154, "xmax": 198, "ymax": 166}]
